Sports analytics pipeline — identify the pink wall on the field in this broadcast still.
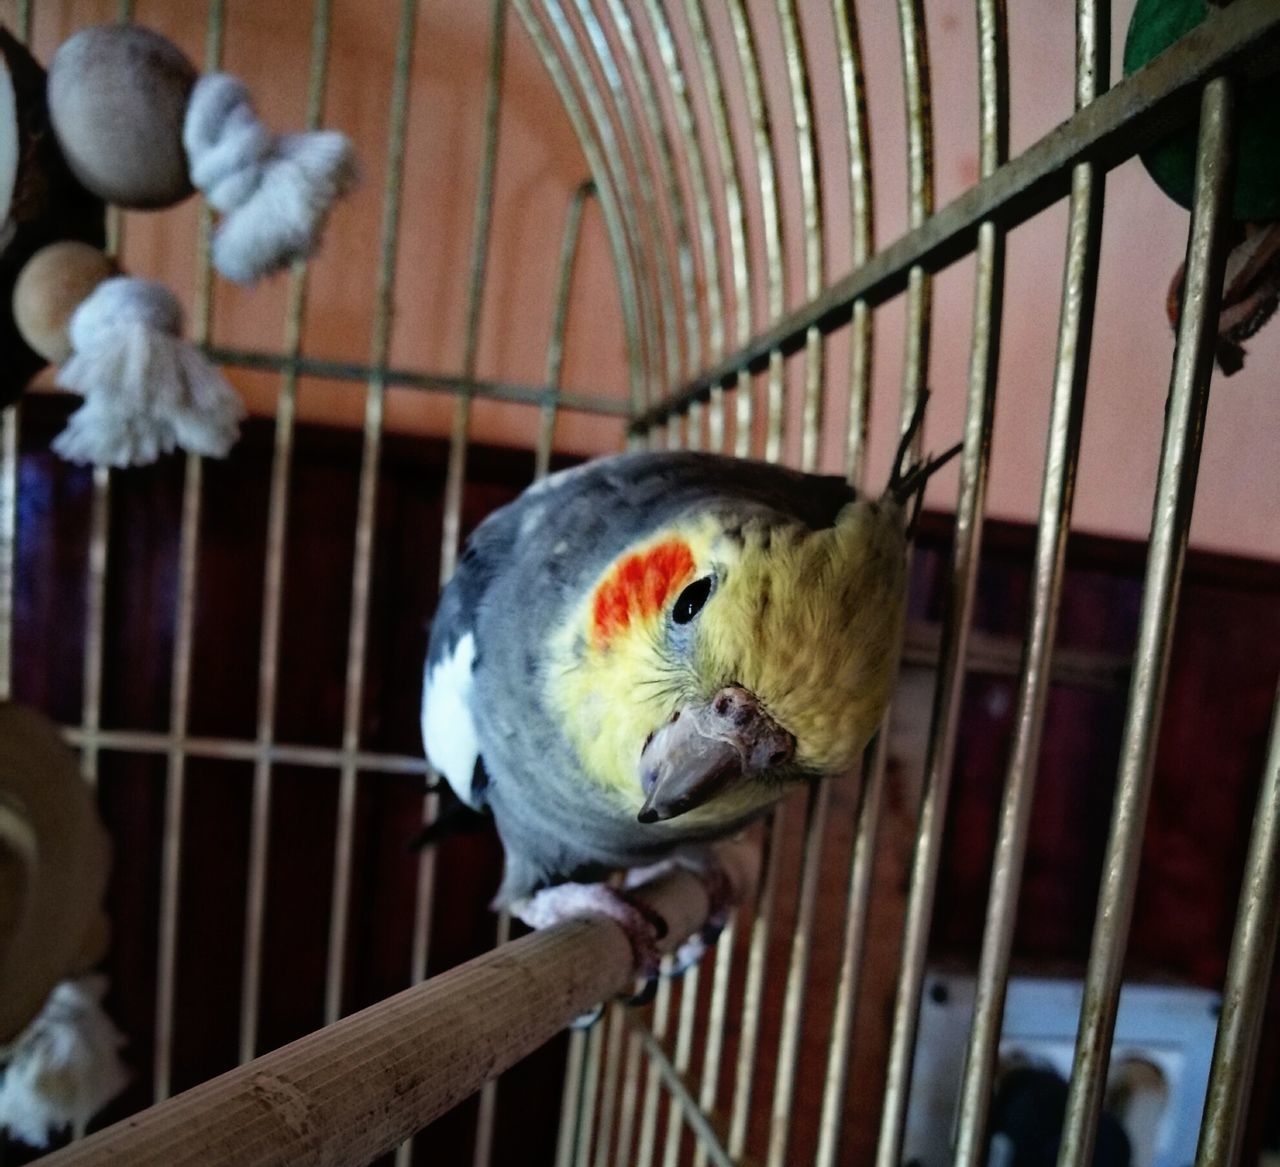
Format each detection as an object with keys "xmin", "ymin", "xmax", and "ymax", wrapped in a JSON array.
[{"xmin": 13, "ymin": 0, "xmax": 1279, "ymax": 560}]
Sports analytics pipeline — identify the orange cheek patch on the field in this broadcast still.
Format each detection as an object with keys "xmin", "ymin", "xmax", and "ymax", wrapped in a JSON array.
[{"xmin": 592, "ymin": 539, "xmax": 696, "ymax": 647}]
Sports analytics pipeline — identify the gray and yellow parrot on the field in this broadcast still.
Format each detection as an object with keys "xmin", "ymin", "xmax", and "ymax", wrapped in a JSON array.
[{"xmin": 421, "ymin": 400, "xmax": 956, "ymax": 984}]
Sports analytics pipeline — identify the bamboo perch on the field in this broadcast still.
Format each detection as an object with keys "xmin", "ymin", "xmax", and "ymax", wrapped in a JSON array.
[{"xmin": 41, "ymin": 842, "xmax": 759, "ymax": 1167}]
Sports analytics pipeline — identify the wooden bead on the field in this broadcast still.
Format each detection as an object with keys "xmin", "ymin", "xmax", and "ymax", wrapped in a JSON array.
[
  {"xmin": 12, "ymin": 241, "xmax": 115, "ymax": 363},
  {"xmin": 48, "ymin": 24, "xmax": 197, "ymax": 210}
]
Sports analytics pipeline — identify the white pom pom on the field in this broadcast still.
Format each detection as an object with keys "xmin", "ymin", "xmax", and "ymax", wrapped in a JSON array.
[
  {"xmin": 0, "ymin": 976, "xmax": 130, "ymax": 1147},
  {"xmin": 51, "ymin": 277, "xmax": 246, "ymax": 468},
  {"xmin": 184, "ymin": 73, "xmax": 359, "ymax": 284}
]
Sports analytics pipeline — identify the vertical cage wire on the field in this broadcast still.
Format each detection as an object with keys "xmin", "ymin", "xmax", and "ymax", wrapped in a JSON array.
[
  {"xmin": 325, "ymin": 0, "xmax": 418, "ymax": 1035},
  {"xmin": 617, "ymin": 0, "xmax": 724, "ymax": 369},
  {"xmin": 1058, "ymin": 74, "xmax": 1237, "ymax": 1167},
  {"xmin": 762, "ymin": 4, "xmax": 829, "ymax": 1146},
  {"xmin": 870, "ymin": 7, "xmax": 936, "ymax": 1160},
  {"xmin": 555, "ymin": 1024, "xmax": 589, "ymax": 1167},
  {"xmin": 540, "ymin": 0, "xmax": 665, "ymax": 405},
  {"xmin": 585, "ymin": 0, "xmax": 688, "ymax": 388},
  {"xmin": 577, "ymin": 995, "xmax": 609, "ymax": 1164},
  {"xmin": 153, "ymin": 1, "xmax": 226, "ymax": 1105},
  {"xmin": 777, "ymin": 0, "xmax": 824, "ymax": 474},
  {"xmin": 590, "ymin": 1003, "xmax": 628, "ymax": 1167},
  {"xmin": 631, "ymin": 391, "xmax": 698, "ymax": 1166},
  {"xmin": 440, "ymin": 0, "xmax": 507, "ymax": 589},
  {"xmin": 875, "ymin": 0, "xmax": 1008, "ymax": 1160},
  {"xmin": 76, "ymin": 0, "xmax": 137, "ymax": 794},
  {"xmin": 894, "ymin": 0, "xmax": 934, "ymax": 451},
  {"xmin": 813, "ymin": 5, "xmax": 879, "ymax": 1160},
  {"xmin": 597, "ymin": 0, "xmax": 702, "ymax": 378},
  {"xmin": 671, "ymin": 0, "xmax": 753, "ymax": 452},
  {"xmin": 767, "ymin": 780, "xmax": 829, "ymax": 1167},
  {"xmin": 581, "ymin": 0, "xmax": 691, "ymax": 386},
  {"xmin": 612, "ymin": 1026, "xmax": 644, "ymax": 1167},
  {"xmin": 1196, "ymin": 684, "xmax": 1280, "ymax": 1167},
  {"xmin": 240, "ymin": 0, "xmax": 336, "ymax": 1067},
  {"xmin": 540, "ymin": 182, "xmax": 593, "ymax": 495},
  {"xmin": 726, "ymin": 810, "xmax": 783, "ymax": 1159},
  {"xmin": 952, "ymin": 1, "xmax": 1107, "ymax": 1160},
  {"xmin": 724, "ymin": 0, "xmax": 785, "ymax": 463},
  {"xmin": 837, "ymin": 0, "xmax": 875, "ymax": 486},
  {"xmin": 634, "ymin": 964, "xmax": 676, "ymax": 1165},
  {"xmin": 481, "ymin": 182, "xmax": 596, "ymax": 1167},
  {"xmin": 690, "ymin": 925, "xmax": 734, "ymax": 1167},
  {"xmin": 513, "ymin": 0, "xmax": 646, "ymax": 410}
]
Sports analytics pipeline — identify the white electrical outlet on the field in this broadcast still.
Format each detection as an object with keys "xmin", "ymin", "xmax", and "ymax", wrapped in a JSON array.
[{"xmin": 903, "ymin": 973, "xmax": 1221, "ymax": 1167}]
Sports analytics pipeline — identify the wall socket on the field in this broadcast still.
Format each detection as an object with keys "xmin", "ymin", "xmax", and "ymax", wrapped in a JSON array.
[{"xmin": 904, "ymin": 973, "xmax": 1221, "ymax": 1167}]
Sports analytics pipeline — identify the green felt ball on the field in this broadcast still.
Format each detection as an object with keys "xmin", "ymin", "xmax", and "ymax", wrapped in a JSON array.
[{"xmin": 1124, "ymin": 0, "xmax": 1280, "ymax": 221}]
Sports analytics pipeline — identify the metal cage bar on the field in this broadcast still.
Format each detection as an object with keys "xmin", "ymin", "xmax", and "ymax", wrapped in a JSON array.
[
  {"xmin": 324, "ymin": 0, "xmax": 418, "ymax": 1032},
  {"xmin": 724, "ymin": 0, "xmax": 785, "ymax": 463},
  {"xmin": 877, "ymin": 0, "xmax": 1008, "ymax": 1160},
  {"xmin": 597, "ymin": 0, "xmax": 702, "ymax": 378},
  {"xmin": 1058, "ymin": 74, "xmax": 1237, "ymax": 1167},
  {"xmin": 153, "ymin": 3, "xmax": 227, "ymax": 1105},
  {"xmin": 1196, "ymin": 684, "xmax": 1280, "ymax": 1167},
  {"xmin": 479, "ymin": 183, "xmax": 595, "ymax": 1167},
  {"xmin": 672, "ymin": 0, "xmax": 753, "ymax": 453},
  {"xmin": 539, "ymin": 0, "xmax": 663, "ymax": 406},
  {"xmin": 627, "ymin": 0, "xmax": 1280, "ymax": 434},
  {"xmin": 573, "ymin": 0, "xmax": 686, "ymax": 387},
  {"xmin": 726, "ymin": 811, "xmax": 782, "ymax": 1158},
  {"xmin": 76, "ymin": 0, "xmax": 136, "ymax": 795},
  {"xmin": 575, "ymin": 0, "xmax": 684, "ymax": 391},
  {"xmin": 952, "ymin": 2, "xmax": 1107, "ymax": 1160},
  {"xmin": 513, "ymin": 0, "xmax": 646, "ymax": 407},
  {"xmin": 240, "ymin": 0, "xmax": 336, "ymax": 1067}
]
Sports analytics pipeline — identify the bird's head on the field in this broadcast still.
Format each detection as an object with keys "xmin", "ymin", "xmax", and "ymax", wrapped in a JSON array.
[{"xmin": 547, "ymin": 497, "xmax": 909, "ymax": 828}]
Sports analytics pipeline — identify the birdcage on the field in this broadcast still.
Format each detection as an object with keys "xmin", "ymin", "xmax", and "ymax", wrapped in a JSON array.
[{"xmin": 4, "ymin": 0, "xmax": 1280, "ymax": 1165}]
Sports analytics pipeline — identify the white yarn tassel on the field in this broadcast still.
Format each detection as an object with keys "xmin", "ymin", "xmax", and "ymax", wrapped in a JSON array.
[
  {"xmin": 0, "ymin": 976, "xmax": 130, "ymax": 1147},
  {"xmin": 184, "ymin": 73, "xmax": 359, "ymax": 284},
  {"xmin": 52, "ymin": 277, "xmax": 246, "ymax": 468}
]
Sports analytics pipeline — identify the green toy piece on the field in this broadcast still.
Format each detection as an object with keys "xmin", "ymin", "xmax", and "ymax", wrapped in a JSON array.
[{"xmin": 1124, "ymin": 0, "xmax": 1280, "ymax": 221}]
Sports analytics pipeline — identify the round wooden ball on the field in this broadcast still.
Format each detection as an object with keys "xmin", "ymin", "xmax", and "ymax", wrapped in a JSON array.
[
  {"xmin": 12, "ymin": 241, "xmax": 115, "ymax": 363},
  {"xmin": 47, "ymin": 24, "xmax": 197, "ymax": 210}
]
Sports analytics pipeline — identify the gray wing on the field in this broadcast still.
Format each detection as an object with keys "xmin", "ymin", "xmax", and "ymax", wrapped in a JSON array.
[{"xmin": 420, "ymin": 502, "xmax": 521, "ymax": 809}]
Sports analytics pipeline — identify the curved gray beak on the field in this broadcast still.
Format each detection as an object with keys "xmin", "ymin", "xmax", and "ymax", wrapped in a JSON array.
[{"xmin": 637, "ymin": 685, "xmax": 794, "ymax": 823}]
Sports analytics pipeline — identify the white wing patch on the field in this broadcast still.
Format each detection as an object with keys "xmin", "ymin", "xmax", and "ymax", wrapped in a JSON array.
[{"xmin": 421, "ymin": 632, "xmax": 481, "ymax": 806}]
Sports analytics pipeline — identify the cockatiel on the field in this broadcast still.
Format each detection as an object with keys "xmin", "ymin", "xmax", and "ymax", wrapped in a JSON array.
[{"xmin": 421, "ymin": 402, "xmax": 956, "ymax": 983}]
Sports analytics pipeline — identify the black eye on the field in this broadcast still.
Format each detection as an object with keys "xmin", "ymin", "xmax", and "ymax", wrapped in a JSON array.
[{"xmin": 673, "ymin": 576, "xmax": 714, "ymax": 624}]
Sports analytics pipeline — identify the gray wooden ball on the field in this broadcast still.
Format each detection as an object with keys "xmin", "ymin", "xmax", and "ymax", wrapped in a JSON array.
[{"xmin": 47, "ymin": 25, "xmax": 197, "ymax": 210}]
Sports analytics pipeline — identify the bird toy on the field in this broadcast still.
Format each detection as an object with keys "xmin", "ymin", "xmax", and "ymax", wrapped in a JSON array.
[
  {"xmin": 0, "ymin": 22, "xmax": 359, "ymax": 466},
  {"xmin": 1125, "ymin": 0, "xmax": 1280, "ymax": 373}
]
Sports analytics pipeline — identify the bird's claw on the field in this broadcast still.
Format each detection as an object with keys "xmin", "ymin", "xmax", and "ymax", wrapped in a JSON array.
[
  {"xmin": 667, "ymin": 861, "xmax": 733, "ymax": 979},
  {"xmin": 515, "ymin": 881, "xmax": 668, "ymax": 1008}
]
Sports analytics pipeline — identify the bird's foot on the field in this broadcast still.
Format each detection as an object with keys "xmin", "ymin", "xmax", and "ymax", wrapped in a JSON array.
[
  {"xmin": 516, "ymin": 881, "xmax": 668, "ymax": 1010},
  {"xmin": 623, "ymin": 853, "xmax": 734, "ymax": 979}
]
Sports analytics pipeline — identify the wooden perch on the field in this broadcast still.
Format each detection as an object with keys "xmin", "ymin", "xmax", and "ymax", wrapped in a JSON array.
[{"xmin": 41, "ymin": 842, "xmax": 759, "ymax": 1167}]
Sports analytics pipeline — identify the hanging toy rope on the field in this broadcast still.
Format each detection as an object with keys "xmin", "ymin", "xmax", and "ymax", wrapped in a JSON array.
[
  {"xmin": 50, "ymin": 275, "xmax": 245, "ymax": 468},
  {"xmin": 184, "ymin": 73, "xmax": 360, "ymax": 284},
  {"xmin": 47, "ymin": 24, "xmax": 360, "ymax": 285}
]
